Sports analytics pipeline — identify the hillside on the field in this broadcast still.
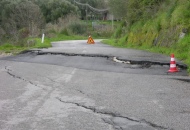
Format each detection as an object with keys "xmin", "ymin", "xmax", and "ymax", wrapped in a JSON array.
[{"xmin": 106, "ymin": 0, "xmax": 190, "ymax": 73}]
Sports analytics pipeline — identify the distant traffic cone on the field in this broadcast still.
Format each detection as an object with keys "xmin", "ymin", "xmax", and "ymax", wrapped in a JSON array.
[
  {"xmin": 168, "ymin": 54, "xmax": 179, "ymax": 72},
  {"xmin": 87, "ymin": 36, "xmax": 95, "ymax": 44}
]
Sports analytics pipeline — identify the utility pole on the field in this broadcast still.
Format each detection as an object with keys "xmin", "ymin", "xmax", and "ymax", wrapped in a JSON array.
[
  {"xmin": 86, "ymin": 2, "xmax": 88, "ymax": 21},
  {"xmin": 112, "ymin": 15, "xmax": 114, "ymax": 30}
]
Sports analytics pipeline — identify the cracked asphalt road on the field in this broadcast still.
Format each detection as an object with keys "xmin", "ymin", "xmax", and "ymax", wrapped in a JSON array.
[{"xmin": 0, "ymin": 40, "xmax": 190, "ymax": 130}]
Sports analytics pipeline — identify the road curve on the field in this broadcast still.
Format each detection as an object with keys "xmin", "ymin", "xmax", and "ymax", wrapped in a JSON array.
[{"xmin": 0, "ymin": 40, "xmax": 190, "ymax": 130}]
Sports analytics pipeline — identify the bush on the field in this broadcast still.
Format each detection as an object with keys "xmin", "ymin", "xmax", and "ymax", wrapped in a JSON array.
[
  {"xmin": 0, "ymin": 43, "xmax": 14, "ymax": 49},
  {"xmin": 171, "ymin": 3, "xmax": 190, "ymax": 26},
  {"xmin": 19, "ymin": 28, "xmax": 30, "ymax": 39},
  {"xmin": 113, "ymin": 26, "xmax": 122, "ymax": 38},
  {"xmin": 60, "ymin": 28, "xmax": 69, "ymax": 36},
  {"xmin": 68, "ymin": 22, "xmax": 88, "ymax": 35},
  {"xmin": 45, "ymin": 14, "xmax": 80, "ymax": 35},
  {"xmin": 113, "ymin": 21, "xmax": 126, "ymax": 38}
]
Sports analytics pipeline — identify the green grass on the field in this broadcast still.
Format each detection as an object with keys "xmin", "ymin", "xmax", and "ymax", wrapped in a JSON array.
[
  {"xmin": 0, "ymin": 43, "xmax": 26, "ymax": 54},
  {"xmin": 103, "ymin": 38, "xmax": 190, "ymax": 74},
  {"xmin": 0, "ymin": 34, "xmax": 87, "ymax": 54},
  {"xmin": 31, "ymin": 34, "xmax": 87, "ymax": 48},
  {"xmin": 84, "ymin": 20, "xmax": 121, "ymax": 25},
  {"xmin": 49, "ymin": 34, "xmax": 86, "ymax": 41}
]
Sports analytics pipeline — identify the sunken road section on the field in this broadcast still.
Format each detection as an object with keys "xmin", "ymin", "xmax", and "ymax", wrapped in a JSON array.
[{"xmin": 20, "ymin": 50, "xmax": 187, "ymax": 70}]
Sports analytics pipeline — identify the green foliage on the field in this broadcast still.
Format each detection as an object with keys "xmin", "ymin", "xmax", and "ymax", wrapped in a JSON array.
[
  {"xmin": 0, "ymin": 0, "xmax": 45, "ymax": 43},
  {"xmin": 108, "ymin": 0, "xmax": 128, "ymax": 19},
  {"xmin": 39, "ymin": 0, "xmax": 78, "ymax": 23},
  {"xmin": 102, "ymin": 39, "xmax": 118, "ymax": 47},
  {"xmin": 92, "ymin": 29, "xmax": 114, "ymax": 38},
  {"xmin": 107, "ymin": 0, "xmax": 190, "ymax": 74},
  {"xmin": 30, "ymin": 34, "xmax": 86, "ymax": 48},
  {"xmin": 109, "ymin": 0, "xmax": 165, "ymax": 24},
  {"xmin": 19, "ymin": 28, "xmax": 30, "ymax": 39},
  {"xmin": 166, "ymin": 0, "xmax": 177, "ymax": 18},
  {"xmin": 0, "ymin": 43, "xmax": 14, "ymax": 49},
  {"xmin": 32, "ymin": 38, "xmax": 51, "ymax": 48},
  {"xmin": 67, "ymin": 0, "xmax": 107, "ymax": 20},
  {"xmin": 48, "ymin": 34, "xmax": 86, "ymax": 41},
  {"xmin": 171, "ymin": 3, "xmax": 190, "ymax": 27},
  {"xmin": 117, "ymin": 35, "xmax": 128, "ymax": 47},
  {"xmin": 113, "ymin": 26, "xmax": 122, "ymax": 38},
  {"xmin": 0, "ymin": 0, "xmax": 110, "ymax": 47},
  {"xmin": 60, "ymin": 29, "xmax": 69, "ymax": 36},
  {"xmin": 68, "ymin": 22, "xmax": 88, "ymax": 35},
  {"xmin": 113, "ymin": 21, "xmax": 126, "ymax": 38},
  {"xmin": 0, "ymin": 43, "xmax": 25, "ymax": 54},
  {"xmin": 0, "ymin": 34, "xmax": 87, "ymax": 54},
  {"xmin": 159, "ymin": 13, "xmax": 170, "ymax": 29}
]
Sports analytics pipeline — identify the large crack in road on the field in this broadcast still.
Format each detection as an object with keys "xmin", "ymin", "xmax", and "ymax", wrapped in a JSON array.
[
  {"xmin": 2, "ymin": 53, "xmax": 185, "ymax": 129},
  {"xmin": 56, "ymin": 97, "xmax": 170, "ymax": 130},
  {"xmin": 20, "ymin": 50, "xmax": 187, "ymax": 70},
  {"xmin": 21, "ymin": 50, "xmax": 110, "ymax": 59}
]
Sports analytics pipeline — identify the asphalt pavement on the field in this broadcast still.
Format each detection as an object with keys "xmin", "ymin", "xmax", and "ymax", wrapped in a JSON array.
[{"xmin": 0, "ymin": 40, "xmax": 190, "ymax": 130}]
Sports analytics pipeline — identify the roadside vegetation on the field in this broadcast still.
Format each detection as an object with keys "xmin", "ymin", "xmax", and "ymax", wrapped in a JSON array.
[
  {"xmin": 0, "ymin": 0, "xmax": 189, "ymax": 73},
  {"xmin": 105, "ymin": 0, "xmax": 190, "ymax": 73},
  {"xmin": 0, "ymin": 0, "xmax": 112, "ymax": 55}
]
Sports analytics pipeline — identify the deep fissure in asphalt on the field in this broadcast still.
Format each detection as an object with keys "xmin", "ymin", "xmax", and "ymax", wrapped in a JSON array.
[
  {"xmin": 56, "ymin": 97, "xmax": 169, "ymax": 130},
  {"xmin": 20, "ymin": 50, "xmax": 187, "ymax": 70}
]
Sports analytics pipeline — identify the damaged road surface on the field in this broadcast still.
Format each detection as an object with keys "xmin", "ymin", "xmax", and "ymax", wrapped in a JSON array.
[{"xmin": 0, "ymin": 40, "xmax": 190, "ymax": 130}]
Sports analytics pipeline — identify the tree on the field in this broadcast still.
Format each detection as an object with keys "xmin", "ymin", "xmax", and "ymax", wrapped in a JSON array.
[
  {"xmin": 39, "ymin": 0, "xmax": 79, "ymax": 23},
  {"xmin": 0, "ymin": 0, "xmax": 45, "ymax": 42},
  {"xmin": 108, "ymin": 0, "xmax": 165, "ymax": 24},
  {"xmin": 12, "ymin": 0, "xmax": 45, "ymax": 36},
  {"xmin": 108, "ymin": 0, "xmax": 128, "ymax": 19},
  {"xmin": 69, "ymin": 0, "xmax": 108, "ymax": 20}
]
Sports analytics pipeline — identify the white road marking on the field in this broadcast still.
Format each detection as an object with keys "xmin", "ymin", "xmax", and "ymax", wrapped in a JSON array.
[
  {"xmin": 71, "ymin": 68, "xmax": 77, "ymax": 75},
  {"xmin": 55, "ymin": 68, "xmax": 77, "ymax": 83},
  {"xmin": 152, "ymin": 100, "xmax": 164, "ymax": 109}
]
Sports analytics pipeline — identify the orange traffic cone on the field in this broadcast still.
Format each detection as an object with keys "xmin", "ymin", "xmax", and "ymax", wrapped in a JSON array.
[
  {"xmin": 87, "ymin": 36, "xmax": 95, "ymax": 44},
  {"xmin": 168, "ymin": 54, "xmax": 179, "ymax": 72}
]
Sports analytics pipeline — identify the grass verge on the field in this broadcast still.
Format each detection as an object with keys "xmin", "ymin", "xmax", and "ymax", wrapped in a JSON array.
[
  {"xmin": 102, "ymin": 39, "xmax": 190, "ymax": 74},
  {"xmin": 0, "ymin": 43, "xmax": 26, "ymax": 55},
  {"xmin": 0, "ymin": 34, "xmax": 87, "ymax": 55}
]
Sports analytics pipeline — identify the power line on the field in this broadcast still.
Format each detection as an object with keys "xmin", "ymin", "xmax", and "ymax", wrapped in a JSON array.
[{"xmin": 74, "ymin": 0, "xmax": 109, "ymax": 14}]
